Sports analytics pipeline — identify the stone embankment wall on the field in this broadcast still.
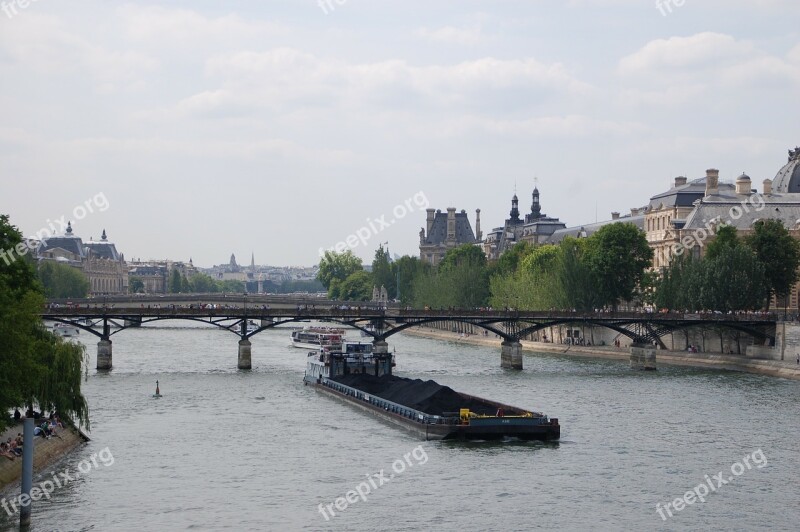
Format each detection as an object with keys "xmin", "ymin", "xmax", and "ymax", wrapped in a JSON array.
[
  {"xmin": 0, "ymin": 425, "xmax": 87, "ymax": 490},
  {"xmin": 402, "ymin": 326, "xmax": 800, "ymax": 380}
]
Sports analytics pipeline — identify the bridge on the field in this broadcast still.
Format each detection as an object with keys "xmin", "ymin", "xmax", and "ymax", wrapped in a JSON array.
[{"xmin": 41, "ymin": 297, "xmax": 778, "ymax": 371}]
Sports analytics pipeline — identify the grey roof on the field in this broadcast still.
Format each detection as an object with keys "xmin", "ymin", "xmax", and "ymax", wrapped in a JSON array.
[
  {"xmin": 130, "ymin": 265, "xmax": 167, "ymax": 276},
  {"xmin": 39, "ymin": 236, "xmax": 85, "ymax": 258},
  {"xmin": 649, "ymin": 177, "xmax": 735, "ymax": 209},
  {"xmin": 423, "ymin": 211, "xmax": 476, "ymax": 245},
  {"xmin": 85, "ymin": 241, "xmax": 120, "ymax": 260},
  {"xmin": 683, "ymin": 192, "xmax": 800, "ymax": 231},
  {"xmin": 772, "ymin": 150, "xmax": 800, "ymax": 193},
  {"xmin": 546, "ymin": 214, "xmax": 646, "ymax": 244}
]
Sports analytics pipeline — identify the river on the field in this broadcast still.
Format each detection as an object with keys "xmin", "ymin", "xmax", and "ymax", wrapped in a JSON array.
[{"xmin": 2, "ymin": 321, "xmax": 798, "ymax": 531}]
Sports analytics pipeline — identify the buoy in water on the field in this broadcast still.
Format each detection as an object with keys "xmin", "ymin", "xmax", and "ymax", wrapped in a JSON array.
[{"xmin": 153, "ymin": 379, "xmax": 162, "ymax": 398}]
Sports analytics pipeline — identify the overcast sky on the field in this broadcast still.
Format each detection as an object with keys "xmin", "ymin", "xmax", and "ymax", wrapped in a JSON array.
[{"xmin": 2, "ymin": 1, "xmax": 799, "ymax": 267}]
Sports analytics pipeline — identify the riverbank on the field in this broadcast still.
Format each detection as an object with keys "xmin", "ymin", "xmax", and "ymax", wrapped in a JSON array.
[
  {"xmin": 0, "ymin": 422, "xmax": 88, "ymax": 492},
  {"xmin": 401, "ymin": 328, "xmax": 800, "ymax": 380}
]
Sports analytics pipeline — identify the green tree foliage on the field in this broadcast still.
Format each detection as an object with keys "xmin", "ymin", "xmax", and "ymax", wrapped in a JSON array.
[
  {"xmin": 705, "ymin": 224, "xmax": 739, "ymax": 260},
  {"xmin": 371, "ymin": 245, "xmax": 395, "ymax": 299},
  {"xmin": 187, "ymin": 273, "xmax": 218, "ymax": 293},
  {"xmin": 744, "ymin": 219, "xmax": 800, "ymax": 309},
  {"xmin": 38, "ymin": 261, "xmax": 90, "ymax": 298},
  {"xmin": 129, "ymin": 277, "xmax": 145, "ymax": 294},
  {"xmin": 317, "ymin": 250, "xmax": 363, "ymax": 298},
  {"xmin": 585, "ymin": 223, "xmax": 653, "ymax": 309},
  {"xmin": 703, "ymin": 246, "xmax": 765, "ymax": 312},
  {"xmin": 0, "ymin": 214, "xmax": 89, "ymax": 432},
  {"xmin": 169, "ymin": 267, "xmax": 183, "ymax": 293},
  {"xmin": 394, "ymin": 255, "xmax": 428, "ymax": 305},
  {"xmin": 413, "ymin": 245, "xmax": 489, "ymax": 308},
  {"xmin": 490, "ymin": 241, "xmax": 535, "ymax": 278},
  {"xmin": 337, "ymin": 270, "xmax": 373, "ymax": 301},
  {"xmin": 217, "ymin": 279, "xmax": 245, "ymax": 293},
  {"xmin": 654, "ymin": 242, "xmax": 765, "ymax": 312}
]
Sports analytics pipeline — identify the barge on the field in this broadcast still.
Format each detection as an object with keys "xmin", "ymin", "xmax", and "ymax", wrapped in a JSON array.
[{"xmin": 303, "ymin": 342, "xmax": 560, "ymax": 441}]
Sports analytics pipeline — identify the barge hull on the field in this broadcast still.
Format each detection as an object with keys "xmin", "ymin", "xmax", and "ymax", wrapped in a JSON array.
[{"xmin": 310, "ymin": 381, "xmax": 560, "ymax": 441}]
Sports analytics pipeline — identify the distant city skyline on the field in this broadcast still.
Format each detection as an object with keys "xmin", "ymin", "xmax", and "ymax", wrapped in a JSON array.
[{"xmin": 2, "ymin": 1, "xmax": 798, "ymax": 265}]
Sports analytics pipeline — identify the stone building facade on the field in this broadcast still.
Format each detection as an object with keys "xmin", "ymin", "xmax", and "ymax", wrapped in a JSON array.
[
  {"xmin": 482, "ymin": 187, "xmax": 566, "ymax": 259},
  {"xmin": 419, "ymin": 208, "xmax": 480, "ymax": 265},
  {"xmin": 35, "ymin": 224, "xmax": 128, "ymax": 295},
  {"xmin": 645, "ymin": 147, "xmax": 800, "ymax": 309}
]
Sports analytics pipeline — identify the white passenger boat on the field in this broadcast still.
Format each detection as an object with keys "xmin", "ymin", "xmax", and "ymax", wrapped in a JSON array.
[{"xmin": 291, "ymin": 327, "xmax": 345, "ymax": 350}]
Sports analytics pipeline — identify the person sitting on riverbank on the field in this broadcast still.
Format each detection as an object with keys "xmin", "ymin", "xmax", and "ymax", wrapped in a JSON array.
[
  {"xmin": 0, "ymin": 442, "xmax": 16, "ymax": 461},
  {"xmin": 6, "ymin": 437, "xmax": 22, "ymax": 457}
]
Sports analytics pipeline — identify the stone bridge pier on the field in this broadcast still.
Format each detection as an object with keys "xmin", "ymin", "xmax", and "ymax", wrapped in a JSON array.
[
  {"xmin": 97, "ymin": 339, "xmax": 112, "ymax": 370},
  {"xmin": 630, "ymin": 343, "xmax": 657, "ymax": 370},
  {"xmin": 238, "ymin": 339, "xmax": 252, "ymax": 370},
  {"xmin": 501, "ymin": 340, "xmax": 523, "ymax": 370}
]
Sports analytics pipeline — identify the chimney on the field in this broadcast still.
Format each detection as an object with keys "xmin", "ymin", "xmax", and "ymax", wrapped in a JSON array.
[
  {"xmin": 705, "ymin": 169, "xmax": 719, "ymax": 196},
  {"xmin": 446, "ymin": 207, "xmax": 456, "ymax": 241},
  {"xmin": 611, "ymin": 212, "xmax": 620, "ymax": 220},
  {"xmin": 674, "ymin": 176, "xmax": 687, "ymax": 187},
  {"xmin": 630, "ymin": 208, "xmax": 639, "ymax": 217},
  {"xmin": 763, "ymin": 178, "xmax": 773, "ymax": 195},
  {"xmin": 426, "ymin": 208, "xmax": 435, "ymax": 234},
  {"xmin": 735, "ymin": 173, "xmax": 751, "ymax": 195},
  {"xmin": 475, "ymin": 209, "xmax": 482, "ymax": 241}
]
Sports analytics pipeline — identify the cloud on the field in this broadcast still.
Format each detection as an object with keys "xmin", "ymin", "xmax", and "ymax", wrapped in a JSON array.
[{"xmin": 187, "ymin": 50, "xmax": 594, "ymax": 118}]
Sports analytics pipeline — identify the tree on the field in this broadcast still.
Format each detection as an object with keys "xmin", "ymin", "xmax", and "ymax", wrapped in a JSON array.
[
  {"xmin": 705, "ymin": 225, "xmax": 739, "ymax": 261},
  {"xmin": 188, "ymin": 273, "xmax": 217, "ymax": 293},
  {"xmin": 490, "ymin": 241, "xmax": 536, "ymax": 278},
  {"xmin": 317, "ymin": 250, "xmax": 363, "ymax": 298},
  {"xmin": 371, "ymin": 245, "xmax": 395, "ymax": 299},
  {"xmin": 703, "ymin": 246, "xmax": 765, "ymax": 312},
  {"xmin": 38, "ymin": 261, "xmax": 90, "ymax": 298},
  {"xmin": 217, "ymin": 279, "xmax": 244, "ymax": 293},
  {"xmin": 0, "ymin": 214, "xmax": 89, "ymax": 432},
  {"xmin": 438, "ymin": 244, "xmax": 487, "ymax": 273},
  {"xmin": 744, "ymin": 219, "xmax": 800, "ymax": 310},
  {"xmin": 129, "ymin": 277, "xmax": 145, "ymax": 294},
  {"xmin": 337, "ymin": 270, "xmax": 373, "ymax": 301},
  {"xmin": 394, "ymin": 255, "xmax": 428, "ymax": 305},
  {"xmin": 585, "ymin": 223, "xmax": 653, "ymax": 309},
  {"xmin": 169, "ymin": 268, "xmax": 182, "ymax": 293},
  {"xmin": 413, "ymin": 245, "xmax": 489, "ymax": 308}
]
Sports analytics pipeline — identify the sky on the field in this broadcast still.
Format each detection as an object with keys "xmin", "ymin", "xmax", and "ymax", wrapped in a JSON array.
[{"xmin": 1, "ymin": 0, "xmax": 799, "ymax": 267}]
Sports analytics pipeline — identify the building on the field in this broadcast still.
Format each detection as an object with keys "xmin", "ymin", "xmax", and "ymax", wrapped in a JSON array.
[
  {"xmin": 649, "ymin": 147, "xmax": 800, "ymax": 308},
  {"xmin": 482, "ymin": 186, "xmax": 566, "ymax": 259},
  {"xmin": 419, "ymin": 208, "xmax": 480, "ymax": 265},
  {"xmin": 128, "ymin": 258, "xmax": 198, "ymax": 294},
  {"xmin": 546, "ymin": 208, "xmax": 646, "ymax": 245},
  {"xmin": 35, "ymin": 223, "xmax": 128, "ymax": 295}
]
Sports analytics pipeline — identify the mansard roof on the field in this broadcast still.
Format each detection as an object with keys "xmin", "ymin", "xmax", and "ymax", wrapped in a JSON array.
[{"xmin": 423, "ymin": 210, "xmax": 476, "ymax": 245}]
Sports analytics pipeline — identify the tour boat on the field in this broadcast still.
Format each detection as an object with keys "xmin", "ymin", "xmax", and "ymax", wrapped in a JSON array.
[
  {"xmin": 291, "ymin": 327, "xmax": 345, "ymax": 350},
  {"xmin": 51, "ymin": 323, "xmax": 80, "ymax": 338},
  {"xmin": 303, "ymin": 342, "xmax": 560, "ymax": 441}
]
